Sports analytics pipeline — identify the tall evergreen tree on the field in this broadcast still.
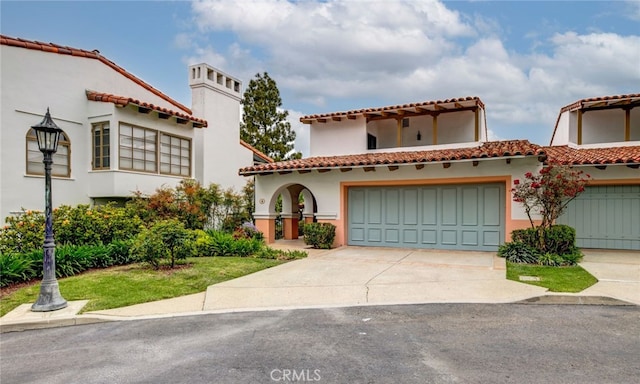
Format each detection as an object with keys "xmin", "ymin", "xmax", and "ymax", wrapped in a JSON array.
[{"xmin": 240, "ymin": 72, "xmax": 301, "ymax": 161}]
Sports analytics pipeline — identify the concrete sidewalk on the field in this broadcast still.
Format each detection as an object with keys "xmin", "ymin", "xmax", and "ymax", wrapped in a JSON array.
[{"xmin": 2, "ymin": 243, "xmax": 638, "ymax": 332}]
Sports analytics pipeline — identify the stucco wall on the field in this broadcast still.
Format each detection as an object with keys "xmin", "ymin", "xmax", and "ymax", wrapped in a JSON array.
[
  {"xmin": 309, "ymin": 117, "xmax": 366, "ymax": 156},
  {"xmin": 0, "ymin": 45, "xmax": 208, "ymax": 223},
  {"xmin": 190, "ymin": 63, "xmax": 253, "ymax": 192},
  {"xmin": 253, "ymin": 157, "xmax": 545, "ymax": 245}
]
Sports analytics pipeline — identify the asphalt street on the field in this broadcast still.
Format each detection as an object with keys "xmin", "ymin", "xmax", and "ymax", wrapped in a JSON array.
[{"xmin": 1, "ymin": 303, "xmax": 639, "ymax": 384}]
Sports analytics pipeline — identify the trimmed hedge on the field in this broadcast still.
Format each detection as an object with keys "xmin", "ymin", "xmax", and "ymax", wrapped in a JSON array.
[
  {"xmin": 303, "ymin": 223, "xmax": 336, "ymax": 249},
  {"xmin": 502, "ymin": 224, "xmax": 583, "ymax": 266}
]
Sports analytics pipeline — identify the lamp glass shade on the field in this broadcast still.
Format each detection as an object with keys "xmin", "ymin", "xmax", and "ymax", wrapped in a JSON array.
[{"xmin": 32, "ymin": 109, "xmax": 63, "ymax": 153}]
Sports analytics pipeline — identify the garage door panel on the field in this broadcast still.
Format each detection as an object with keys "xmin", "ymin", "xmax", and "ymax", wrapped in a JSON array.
[
  {"xmin": 367, "ymin": 228, "xmax": 382, "ymax": 242},
  {"xmin": 441, "ymin": 230, "xmax": 457, "ymax": 245},
  {"xmin": 385, "ymin": 229, "xmax": 399, "ymax": 243},
  {"xmin": 422, "ymin": 230, "xmax": 437, "ymax": 244},
  {"xmin": 422, "ymin": 189, "xmax": 437, "ymax": 225},
  {"xmin": 462, "ymin": 188, "xmax": 479, "ymax": 226},
  {"xmin": 558, "ymin": 185, "xmax": 640, "ymax": 250},
  {"xmin": 368, "ymin": 189, "xmax": 382, "ymax": 224},
  {"xmin": 403, "ymin": 189, "xmax": 419, "ymax": 225},
  {"xmin": 385, "ymin": 189, "xmax": 400, "ymax": 225},
  {"xmin": 462, "ymin": 230, "xmax": 478, "ymax": 246},
  {"xmin": 483, "ymin": 186, "xmax": 501, "ymax": 226},
  {"xmin": 349, "ymin": 184, "xmax": 504, "ymax": 251},
  {"xmin": 442, "ymin": 189, "xmax": 457, "ymax": 226},
  {"xmin": 483, "ymin": 231, "xmax": 500, "ymax": 247}
]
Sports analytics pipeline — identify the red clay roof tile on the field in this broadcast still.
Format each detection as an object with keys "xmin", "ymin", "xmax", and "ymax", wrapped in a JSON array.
[
  {"xmin": 300, "ymin": 96, "xmax": 485, "ymax": 122},
  {"xmin": 559, "ymin": 93, "xmax": 640, "ymax": 113},
  {"xmin": 544, "ymin": 145, "xmax": 640, "ymax": 165},
  {"xmin": 239, "ymin": 140, "xmax": 544, "ymax": 175},
  {"xmin": 1, "ymin": 34, "xmax": 192, "ymax": 115},
  {"xmin": 86, "ymin": 90, "xmax": 207, "ymax": 127},
  {"xmin": 240, "ymin": 140, "xmax": 274, "ymax": 163}
]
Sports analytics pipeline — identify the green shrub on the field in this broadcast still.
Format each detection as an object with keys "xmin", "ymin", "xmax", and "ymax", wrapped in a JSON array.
[
  {"xmin": 511, "ymin": 225, "xmax": 580, "ymax": 258},
  {"xmin": 107, "ymin": 239, "xmax": 136, "ymax": 265},
  {"xmin": 0, "ymin": 209, "xmax": 45, "ymax": 253},
  {"xmin": 558, "ymin": 248, "xmax": 583, "ymax": 266},
  {"xmin": 233, "ymin": 222, "xmax": 264, "ymax": 241},
  {"xmin": 537, "ymin": 252, "xmax": 563, "ymax": 267},
  {"xmin": 544, "ymin": 225, "xmax": 579, "ymax": 256},
  {"xmin": 511, "ymin": 228, "xmax": 538, "ymax": 249},
  {"xmin": 88, "ymin": 244, "xmax": 113, "ymax": 269},
  {"xmin": 203, "ymin": 230, "xmax": 262, "ymax": 257},
  {"xmin": 497, "ymin": 241, "xmax": 539, "ymax": 264},
  {"xmin": 0, "ymin": 253, "xmax": 38, "ymax": 287},
  {"xmin": 303, "ymin": 223, "xmax": 336, "ymax": 249},
  {"xmin": 206, "ymin": 230, "xmax": 236, "ymax": 256},
  {"xmin": 0, "ymin": 204, "xmax": 144, "ymax": 255},
  {"xmin": 255, "ymin": 247, "xmax": 308, "ymax": 260},
  {"xmin": 54, "ymin": 245, "xmax": 93, "ymax": 277},
  {"xmin": 130, "ymin": 219, "xmax": 194, "ymax": 269},
  {"xmin": 129, "ymin": 230, "xmax": 166, "ymax": 269}
]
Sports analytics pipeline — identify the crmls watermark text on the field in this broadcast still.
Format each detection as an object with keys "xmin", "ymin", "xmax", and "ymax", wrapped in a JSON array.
[{"xmin": 270, "ymin": 369, "xmax": 321, "ymax": 382}]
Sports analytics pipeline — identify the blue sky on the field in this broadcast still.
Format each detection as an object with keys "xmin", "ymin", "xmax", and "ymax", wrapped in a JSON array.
[{"xmin": 2, "ymin": 0, "xmax": 639, "ymax": 156}]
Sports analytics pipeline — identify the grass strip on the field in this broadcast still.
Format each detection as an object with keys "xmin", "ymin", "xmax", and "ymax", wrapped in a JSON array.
[
  {"xmin": 506, "ymin": 262, "xmax": 598, "ymax": 293},
  {"xmin": 1, "ymin": 257, "xmax": 283, "ymax": 316}
]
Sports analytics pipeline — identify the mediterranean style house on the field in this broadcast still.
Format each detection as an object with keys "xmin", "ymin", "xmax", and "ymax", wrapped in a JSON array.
[
  {"xmin": 241, "ymin": 94, "xmax": 640, "ymax": 251},
  {"xmin": 548, "ymin": 94, "xmax": 640, "ymax": 249},
  {"xmin": 2, "ymin": 35, "xmax": 637, "ymax": 251},
  {"xmin": 0, "ymin": 35, "xmax": 270, "ymax": 224}
]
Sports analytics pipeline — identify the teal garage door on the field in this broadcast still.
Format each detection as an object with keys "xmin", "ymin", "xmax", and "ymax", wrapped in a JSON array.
[
  {"xmin": 348, "ymin": 184, "xmax": 505, "ymax": 251},
  {"xmin": 557, "ymin": 185, "xmax": 640, "ymax": 250}
]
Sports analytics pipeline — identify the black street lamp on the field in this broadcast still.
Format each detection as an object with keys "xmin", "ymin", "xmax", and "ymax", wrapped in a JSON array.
[{"xmin": 31, "ymin": 108, "xmax": 67, "ymax": 312}]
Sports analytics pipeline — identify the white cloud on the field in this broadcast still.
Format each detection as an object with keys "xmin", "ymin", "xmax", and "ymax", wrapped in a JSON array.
[
  {"xmin": 187, "ymin": 0, "xmax": 640, "ymax": 146},
  {"xmin": 287, "ymin": 109, "xmax": 310, "ymax": 157}
]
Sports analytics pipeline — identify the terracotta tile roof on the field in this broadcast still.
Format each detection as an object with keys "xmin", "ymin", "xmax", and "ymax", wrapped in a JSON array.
[
  {"xmin": 1, "ymin": 34, "xmax": 192, "ymax": 115},
  {"xmin": 550, "ymin": 93, "xmax": 640, "ymax": 145},
  {"xmin": 239, "ymin": 140, "xmax": 544, "ymax": 175},
  {"xmin": 544, "ymin": 145, "xmax": 640, "ymax": 165},
  {"xmin": 300, "ymin": 96, "xmax": 484, "ymax": 123},
  {"xmin": 86, "ymin": 90, "xmax": 207, "ymax": 127},
  {"xmin": 240, "ymin": 140, "xmax": 274, "ymax": 163},
  {"xmin": 559, "ymin": 93, "xmax": 640, "ymax": 113}
]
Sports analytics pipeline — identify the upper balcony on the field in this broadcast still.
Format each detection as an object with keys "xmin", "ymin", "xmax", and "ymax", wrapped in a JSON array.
[
  {"xmin": 302, "ymin": 97, "xmax": 487, "ymax": 157},
  {"xmin": 550, "ymin": 94, "xmax": 640, "ymax": 148}
]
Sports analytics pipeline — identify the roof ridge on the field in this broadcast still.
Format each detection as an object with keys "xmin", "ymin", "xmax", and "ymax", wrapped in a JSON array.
[
  {"xmin": 85, "ymin": 90, "xmax": 206, "ymax": 127},
  {"xmin": 0, "ymin": 34, "xmax": 192, "ymax": 115},
  {"xmin": 300, "ymin": 96, "xmax": 485, "ymax": 121}
]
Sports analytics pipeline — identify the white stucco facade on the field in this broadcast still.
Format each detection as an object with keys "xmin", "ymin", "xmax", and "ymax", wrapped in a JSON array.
[{"xmin": 0, "ymin": 39, "xmax": 254, "ymax": 223}]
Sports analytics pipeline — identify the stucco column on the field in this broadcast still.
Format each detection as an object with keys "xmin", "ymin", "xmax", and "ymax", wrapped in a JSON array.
[
  {"xmin": 281, "ymin": 213, "xmax": 299, "ymax": 240},
  {"xmin": 254, "ymin": 214, "xmax": 278, "ymax": 244},
  {"xmin": 303, "ymin": 214, "xmax": 314, "ymax": 225}
]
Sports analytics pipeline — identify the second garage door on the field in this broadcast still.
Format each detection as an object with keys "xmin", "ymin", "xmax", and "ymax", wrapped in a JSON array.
[
  {"xmin": 348, "ymin": 184, "xmax": 505, "ymax": 251},
  {"xmin": 557, "ymin": 185, "xmax": 640, "ymax": 250}
]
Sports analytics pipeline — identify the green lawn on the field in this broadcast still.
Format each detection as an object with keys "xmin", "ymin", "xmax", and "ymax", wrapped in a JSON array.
[
  {"xmin": 506, "ymin": 262, "xmax": 598, "ymax": 293},
  {"xmin": 0, "ymin": 257, "xmax": 284, "ymax": 317}
]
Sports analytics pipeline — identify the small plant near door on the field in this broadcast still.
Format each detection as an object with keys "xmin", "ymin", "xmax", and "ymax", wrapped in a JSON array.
[
  {"xmin": 303, "ymin": 223, "xmax": 336, "ymax": 249},
  {"xmin": 500, "ymin": 162, "xmax": 590, "ymax": 266}
]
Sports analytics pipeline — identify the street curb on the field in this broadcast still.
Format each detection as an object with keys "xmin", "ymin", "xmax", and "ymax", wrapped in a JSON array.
[
  {"xmin": 0, "ymin": 316, "xmax": 111, "ymax": 333},
  {"xmin": 515, "ymin": 295, "xmax": 637, "ymax": 306}
]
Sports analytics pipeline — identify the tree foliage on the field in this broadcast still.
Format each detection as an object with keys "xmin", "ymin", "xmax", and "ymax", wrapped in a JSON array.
[
  {"xmin": 512, "ymin": 162, "xmax": 591, "ymax": 230},
  {"xmin": 240, "ymin": 72, "xmax": 301, "ymax": 161}
]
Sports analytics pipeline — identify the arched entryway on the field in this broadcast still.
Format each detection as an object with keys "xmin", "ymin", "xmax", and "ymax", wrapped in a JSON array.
[
  {"xmin": 256, "ymin": 183, "xmax": 317, "ymax": 243},
  {"xmin": 277, "ymin": 184, "xmax": 317, "ymax": 241}
]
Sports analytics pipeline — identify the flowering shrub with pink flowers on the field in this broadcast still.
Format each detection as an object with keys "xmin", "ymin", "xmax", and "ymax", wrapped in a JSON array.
[
  {"xmin": 500, "ymin": 162, "xmax": 591, "ymax": 265},
  {"xmin": 512, "ymin": 162, "xmax": 591, "ymax": 230}
]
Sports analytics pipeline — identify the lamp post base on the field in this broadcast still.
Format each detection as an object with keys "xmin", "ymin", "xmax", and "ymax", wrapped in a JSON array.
[{"xmin": 31, "ymin": 280, "xmax": 68, "ymax": 312}]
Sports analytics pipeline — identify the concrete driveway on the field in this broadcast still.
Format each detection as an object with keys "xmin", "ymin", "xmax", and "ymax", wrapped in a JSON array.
[
  {"xmin": 202, "ymin": 246, "xmax": 548, "ymax": 311},
  {"xmin": 578, "ymin": 249, "xmax": 640, "ymax": 305},
  {"xmin": 4, "ymin": 244, "xmax": 639, "ymax": 332}
]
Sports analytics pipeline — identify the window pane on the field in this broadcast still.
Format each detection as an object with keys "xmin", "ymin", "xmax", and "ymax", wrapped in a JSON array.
[{"xmin": 120, "ymin": 158, "xmax": 132, "ymax": 169}]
